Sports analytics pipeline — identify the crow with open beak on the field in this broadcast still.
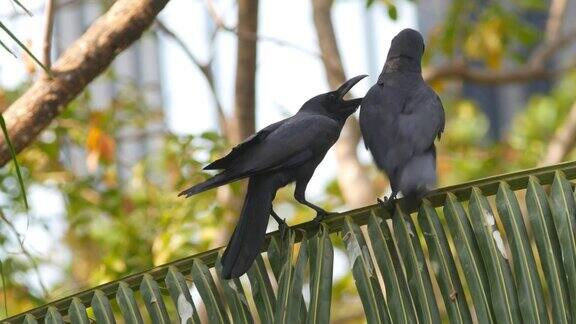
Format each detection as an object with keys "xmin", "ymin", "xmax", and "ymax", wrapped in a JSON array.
[{"xmin": 180, "ymin": 75, "xmax": 367, "ymax": 278}]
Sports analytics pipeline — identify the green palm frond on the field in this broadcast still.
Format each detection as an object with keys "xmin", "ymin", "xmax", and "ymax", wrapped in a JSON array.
[
  {"xmin": 0, "ymin": 39, "xmax": 17, "ymax": 58},
  {"xmin": 0, "ymin": 20, "xmax": 49, "ymax": 74},
  {"xmin": 0, "ymin": 0, "xmax": 46, "ymax": 217},
  {"xmin": 6, "ymin": 160, "xmax": 576, "ymax": 322},
  {"xmin": 9, "ymin": 0, "xmax": 33, "ymax": 16},
  {"xmin": 0, "ymin": 114, "xmax": 29, "ymax": 210}
]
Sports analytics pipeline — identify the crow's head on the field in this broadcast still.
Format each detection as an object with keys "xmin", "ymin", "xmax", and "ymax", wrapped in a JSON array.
[
  {"xmin": 327, "ymin": 74, "xmax": 367, "ymax": 116},
  {"xmin": 300, "ymin": 75, "xmax": 367, "ymax": 120},
  {"xmin": 387, "ymin": 28, "xmax": 425, "ymax": 62}
]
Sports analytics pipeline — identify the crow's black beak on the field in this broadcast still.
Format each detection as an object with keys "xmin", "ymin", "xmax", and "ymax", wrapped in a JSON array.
[
  {"xmin": 343, "ymin": 97, "xmax": 363, "ymax": 109},
  {"xmin": 336, "ymin": 74, "xmax": 368, "ymax": 100}
]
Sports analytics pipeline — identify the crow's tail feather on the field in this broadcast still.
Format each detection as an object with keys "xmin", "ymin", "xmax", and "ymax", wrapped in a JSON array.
[
  {"xmin": 397, "ymin": 147, "xmax": 437, "ymax": 213},
  {"xmin": 178, "ymin": 171, "xmax": 243, "ymax": 198},
  {"xmin": 220, "ymin": 175, "xmax": 277, "ymax": 279}
]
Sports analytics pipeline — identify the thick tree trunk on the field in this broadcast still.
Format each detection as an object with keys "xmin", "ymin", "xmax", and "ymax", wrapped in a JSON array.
[
  {"xmin": 213, "ymin": 0, "xmax": 260, "ymax": 248},
  {"xmin": 312, "ymin": 0, "xmax": 376, "ymax": 207},
  {"xmin": 0, "ymin": 0, "xmax": 169, "ymax": 167},
  {"xmin": 232, "ymin": 0, "xmax": 259, "ymax": 143}
]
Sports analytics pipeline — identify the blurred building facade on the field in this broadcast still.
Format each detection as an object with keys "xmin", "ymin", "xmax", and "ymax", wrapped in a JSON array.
[{"xmin": 54, "ymin": 0, "xmax": 164, "ymax": 181}]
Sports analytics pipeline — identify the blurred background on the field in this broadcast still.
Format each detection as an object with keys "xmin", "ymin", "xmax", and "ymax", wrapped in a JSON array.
[{"xmin": 1, "ymin": 0, "xmax": 576, "ymax": 320}]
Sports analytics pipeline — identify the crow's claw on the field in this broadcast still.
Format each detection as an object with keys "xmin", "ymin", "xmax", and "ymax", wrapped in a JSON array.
[
  {"xmin": 377, "ymin": 196, "xmax": 396, "ymax": 212},
  {"xmin": 312, "ymin": 210, "xmax": 335, "ymax": 225},
  {"xmin": 271, "ymin": 211, "xmax": 289, "ymax": 240},
  {"xmin": 277, "ymin": 219, "xmax": 289, "ymax": 241}
]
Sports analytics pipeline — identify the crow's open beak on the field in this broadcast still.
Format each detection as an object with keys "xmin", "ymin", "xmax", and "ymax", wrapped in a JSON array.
[
  {"xmin": 337, "ymin": 74, "xmax": 368, "ymax": 100},
  {"xmin": 342, "ymin": 97, "xmax": 363, "ymax": 109},
  {"xmin": 336, "ymin": 74, "xmax": 367, "ymax": 111}
]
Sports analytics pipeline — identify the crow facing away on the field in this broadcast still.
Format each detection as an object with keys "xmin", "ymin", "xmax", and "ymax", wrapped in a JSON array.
[
  {"xmin": 179, "ymin": 75, "xmax": 367, "ymax": 279},
  {"xmin": 360, "ymin": 28, "xmax": 445, "ymax": 211}
]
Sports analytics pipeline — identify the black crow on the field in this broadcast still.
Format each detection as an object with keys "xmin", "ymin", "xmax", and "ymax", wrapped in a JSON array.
[
  {"xmin": 180, "ymin": 75, "xmax": 367, "ymax": 278},
  {"xmin": 360, "ymin": 28, "xmax": 444, "ymax": 211}
]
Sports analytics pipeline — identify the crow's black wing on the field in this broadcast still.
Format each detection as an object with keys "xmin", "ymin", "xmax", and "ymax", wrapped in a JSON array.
[
  {"xmin": 360, "ymin": 83, "xmax": 444, "ymax": 178},
  {"xmin": 180, "ymin": 113, "xmax": 339, "ymax": 198},
  {"xmin": 230, "ymin": 113, "xmax": 340, "ymax": 175},
  {"xmin": 436, "ymin": 94, "xmax": 445, "ymax": 139},
  {"xmin": 396, "ymin": 86, "xmax": 445, "ymax": 155},
  {"xmin": 204, "ymin": 119, "xmax": 288, "ymax": 170},
  {"xmin": 359, "ymin": 83, "xmax": 403, "ymax": 171}
]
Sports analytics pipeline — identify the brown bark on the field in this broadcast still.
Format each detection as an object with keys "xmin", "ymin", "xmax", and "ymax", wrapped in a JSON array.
[
  {"xmin": 423, "ymin": 60, "xmax": 575, "ymax": 84},
  {"xmin": 540, "ymin": 101, "xmax": 576, "ymax": 166},
  {"xmin": 0, "ymin": 0, "xmax": 169, "ymax": 168},
  {"xmin": 211, "ymin": 0, "xmax": 260, "ymax": 249},
  {"xmin": 312, "ymin": 0, "xmax": 376, "ymax": 207},
  {"xmin": 545, "ymin": 0, "xmax": 567, "ymax": 43},
  {"xmin": 232, "ymin": 0, "xmax": 259, "ymax": 143}
]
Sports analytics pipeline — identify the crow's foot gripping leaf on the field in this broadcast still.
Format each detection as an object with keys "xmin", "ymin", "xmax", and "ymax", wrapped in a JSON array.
[{"xmin": 271, "ymin": 210, "xmax": 289, "ymax": 240}]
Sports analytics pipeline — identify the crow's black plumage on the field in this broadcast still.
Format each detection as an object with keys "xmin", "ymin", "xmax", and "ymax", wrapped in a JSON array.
[
  {"xmin": 360, "ymin": 29, "xmax": 445, "ymax": 211},
  {"xmin": 179, "ymin": 75, "xmax": 367, "ymax": 279}
]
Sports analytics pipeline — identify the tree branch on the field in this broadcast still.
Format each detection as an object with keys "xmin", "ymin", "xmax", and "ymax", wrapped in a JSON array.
[
  {"xmin": 425, "ymin": 28, "xmax": 576, "ymax": 84},
  {"xmin": 154, "ymin": 20, "xmax": 229, "ymax": 136},
  {"xmin": 540, "ymin": 101, "xmax": 576, "ymax": 166},
  {"xmin": 42, "ymin": 0, "xmax": 55, "ymax": 72},
  {"xmin": 538, "ymin": 1, "xmax": 576, "ymax": 165},
  {"xmin": 530, "ymin": 29, "xmax": 576, "ymax": 67},
  {"xmin": 424, "ymin": 59, "xmax": 576, "ymax": 84},
  {"xmin": 312, "ymin": 0, "xmax": 375, "ymax": 207},
  {"xmin": 544, "ymin": 0, "xmax": 567, "ymax": 43},
  {"xmin": 0, "ymin": 0, "xmax": 170, "ymax": 168}
]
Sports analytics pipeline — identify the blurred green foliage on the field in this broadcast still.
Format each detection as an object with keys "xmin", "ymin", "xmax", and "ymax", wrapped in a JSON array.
[
  {"xmin": 0, "ymin": 0, "xmax": 575, "ymax": 321},
  {"xmin": 0, "ymin": 74, "xmax": 345, "ymax": 316}
]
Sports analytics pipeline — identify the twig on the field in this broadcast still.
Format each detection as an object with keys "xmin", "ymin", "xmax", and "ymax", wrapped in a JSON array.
[
  {"xmin": 3, "ymin": 0, "xmax": 80, "ymax": 19},
  {"xmin": 205, "ymin": 0, "xmax": 321, "ymax": 58},
  {"xmin": 0, "ymin": 21, "xmax": 49, "ymax": 74},
  {"xmin": 10, "ymin": 0, "xmax": 33, "ymax": 16},
  {"xmin": 154, "ymin": 19, "xmax": 229, "ymax": 136},
  {"xmin": 0, "ymin": 210, "xmax": 49, "ymax": 298},
  {"xmin": 43, "ymin": 0, "xmax": 55, "ymax": 72}
]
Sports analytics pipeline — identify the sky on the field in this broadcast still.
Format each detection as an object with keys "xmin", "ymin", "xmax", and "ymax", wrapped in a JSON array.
[{"xmin": 0, "ymin": 0, "xmax": 417, "ymax": 293}]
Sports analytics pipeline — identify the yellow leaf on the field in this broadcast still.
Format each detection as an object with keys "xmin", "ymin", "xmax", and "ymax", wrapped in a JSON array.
[
  {"xmin": 86, "ymin": 126, "xmax": 102, "ymax": 152},
  {"xmin": 463, "ymin": 18, "xmax": 504, "ymax": 69},
  {"xmin": 85, "ymin": 125, "xmax": 116, "ymax": 171}
]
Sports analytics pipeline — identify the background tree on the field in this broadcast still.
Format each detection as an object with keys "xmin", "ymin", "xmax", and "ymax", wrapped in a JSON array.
[{"xmin": 1, "ymin": 0, "xmax": 576, "ymax": 321}]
